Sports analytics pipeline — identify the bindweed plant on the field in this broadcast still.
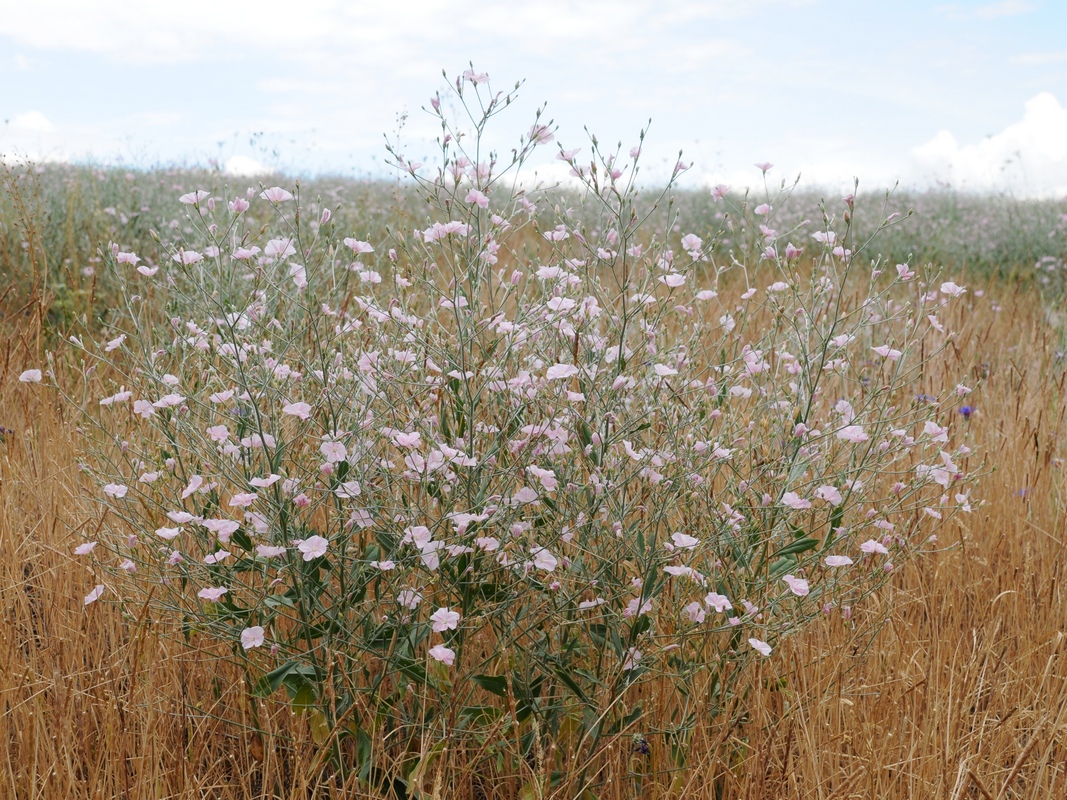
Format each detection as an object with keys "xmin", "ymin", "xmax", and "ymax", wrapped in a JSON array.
[{"xmin": 56, "ymin": 71, "xmax": 979, "ymax": 796}]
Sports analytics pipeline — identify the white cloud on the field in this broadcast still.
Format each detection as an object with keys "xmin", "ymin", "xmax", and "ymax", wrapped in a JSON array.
[
  {"xmin": 1011, "ymin": 51, "xmax": 1067, "ymax": 66},
  {"xmin": 937, "ymin": 0, "xmax": 1037, "ymax": 20},
  {"xmin": 12, "ymin": 111, "xmax": 54, "ymax": 131},
  {"xmin": 909, "ymin": 92, "xmax": 1067, "ymax": 196},
  {"xmin": 224, "ymin": 155, "xmax": 268, "ymax": 177}
]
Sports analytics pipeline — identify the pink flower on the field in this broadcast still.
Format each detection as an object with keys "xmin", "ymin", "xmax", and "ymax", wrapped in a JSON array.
[
  {"xmin": 297, "ymin": 535, "xmax": 328, "ymax": 561},
  {"xmin": 74, "ymin": 542, "xmax": 97, "ymax": 555},
  {"xmin": 133, "ymin": 399, "xmax": 155, "ymax": 418},
  {"xmin": 172, "ymin": 250, "xmax": 203, "ymax": 265},
  {"xmin": 837, "ymin": 425, "xmax": 869, "ymax": 443},
  {"xmin": 896, "ymin": 263, "xmax": 915, "ymax": 280},
  {"xmin": 430, "ymin": 607, "xmax": 461, "ymax": 632},
  {"xmin": 229, "ymin": 197, "xmax": 250, "ymax": 213},
  {"xmin": 755, "ymin": 162, "xmax": 773, "ymax": 173},
  {"xmin": 659, "ymin": 273, "xmax": 686, "ymax": 288},
  {"xmin": 546, "ymin": 364, "xmax": 579, "ymax": 380},
  {"xmin": 749, "ymin": 638, "xmax": 772, "ymax": 657},
  {"xmin": 249, "ymin": 474, "xmax": 281, "ymax": 488},
  {"xmin": 283, "ymin": 401, "xmax": 312, "ymax": 420},
  {"xmin": 825, "ymin": 555, "xmax": 854, "ymax": 567},
  {"xmin": 680, "ymin": 233, "xmax": 702, "ymax": 253},
  {"xmin": 155, "ymin": 526, "xmax": 181, "ymax": 540},
  {"xmin": 260, "ymin": 187, "xmax": 293, "ymax": 203},
  {"xmin": 320, "ymin": 440, "xmax": 347, "ymax": 463},
  {"xmin": 18, "ymin": 369, "xmax": 42, "ymax": 383},
  {"xmin": 782, "ymin": 574, "xmax": 810, "ymax": 596},
  {"xmin": 343, "ymin": 238, "xmax": 374, "ymax": 254},
  {"xmin": 179, "ymin": 190, "xmax": 210, "ymax": 205},
  {"xmin": 781, "ymin": 491, "xmax": 811, "ymax": 510},
  {"xmin": 754, "ymin": 203, "xmax": 771, "ymax": 216},
  {"xmin": 940, "ymin": 281, "xmax": 966, "ymax": 298},
  {"xmin": 815, "ymin": 485, "xmax": 843, "ymax": 505},
  {"xmin": 860, "ymin": 539, "xmax": 890, "ymax": 555},
  {"xmin": 207, "ymin": 425, "xmax": 230, "ymax": 442},
  {"xmin": 256, "ymin": 544, "xmax": 287, "ymax": 558},
  {"xmin": 84, "ymin": 584, "xmax": 106, "ymax": 605},
  {"xmin": 429, "ymin": 644, "xmax": 456, "ymax": 665},
  {"xmin": 116, "ymin": 251, "xmax": 140, "ymax": 265},
  {"xmin": 531, "ymin": 546, "xmax": 558, "ymax": 572},
  {"xmin": 872, "ymin": 345, "xmax": 902, "ymax": 360},
  {"xmin": 198, "ymin": 586, "xmax": 228, "ymax": 602},
  {"xmin": 229, "ymin": 492, "xmax": 258, "ymax": 507},
  {"xmin": 622, "ymin": 647, "xmax": 642, "ymax": 670},
  {"xmin": 103, "ymin": 483, "xmax": 128, "ymax": 498},
  {"xmin": 671, "ymin": 532, "xmax": 700, "ymax": 550},
  {"xmin": 265, "ymin": 237, "xmax": 297, "ymax": 259},
  {"xmin": 705, "ymin": 592, "xmax": 732, "ymax": 613},
  {"xmin": 465, "ymin": 189, "xmax": 489, "ymax": 208},
  {"xmin": 202, "ymin": 519, "xmax": 240, "ymax": 542},
  {"xmin": 240, "ymin": 626, "xmax": 265, "ymax": 650}
]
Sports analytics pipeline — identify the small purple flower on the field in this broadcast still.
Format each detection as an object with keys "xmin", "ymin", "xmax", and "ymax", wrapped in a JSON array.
[{"xmin": 959, "ymin": 405, "xmax": 973, "ymax": 419}]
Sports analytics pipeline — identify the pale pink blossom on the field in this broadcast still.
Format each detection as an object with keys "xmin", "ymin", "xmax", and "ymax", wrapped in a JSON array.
[
  {"xmin": 103, "ymin": 483, "xmax": 128, "ymax": 498},
  {"xmin": 815, "ymin": 485, "xmax": 843, "ymax": 505},
  {"xmin": 705, "ymin": 592, "xmax": 733, "ymax": 613},
  {"xmin": 343, "ymin": 238, "xmax": 374, "ymax": 254},
  {"xmin": 229, "ymin": 492, "xmax": 258, "ymax": 507},
  {"xmin": 84, "ymin": 584, "xmax": 106, "ymax": 605},
  {"xmin": 837, "ymin": 425, "xmax": 869, "ymax": 443},
  {"xmin": 781, "ymin": 491, "xmax": 811, "ymax": 510},
  {"xmin": 18, "ymin": 369, "xmax": 42, "ymax": 383},
  {"xmin": 782, "ymin": 574, "xmax": 810, "ymax": 596},
  {"xmin": 74, "ymin": 542, "xmax": 97, "ymax": 555},
  {"xmin": 283, "ymin": 401, "xmax": 312, "ymax": 420},
  {"xmin": 240, "ymin": 626, "xmax": 265, "ymax": 650},
  {"xmin": 860, "ymin": 539, "xmax": 890, "ymax": 555},
  {"xmin": 430, "ymin": 607, "xmax": 461, "ymax": 632},
  {"xmin": 465, "ymin": 189, "xmax": 489, "ymax": 208},
  {"xmin": 546, "ymin": 364, "xmax": 579, "ymax": 380},
  {"xmin": 198, "ymin": 586, "xmax": 228, "ymax": 602},
  {"xmin": 179, "ymin": 190, "xmax": 210, "ymax": 205},
  {"xmin": 260, "ymin": 187, "xmax": 293, "ymax": 203},
  {"xmin": 297, "ymin": 535, "xmax": 328, "ymax": 560},
  {"xmin": 429, "ymin": 644, "xmax": 456, "ymax": 665},
  {"xmin": 749, "ymin": 638, "xmax": 772, "ymax": 657},
  {"xmin": 825, "ymin": 555, "xmax": 854, "ymax": 567}
]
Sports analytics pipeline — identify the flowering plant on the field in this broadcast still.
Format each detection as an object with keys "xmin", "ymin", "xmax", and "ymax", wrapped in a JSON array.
[{"xmin": 60, "ymin": 72, "xmax": 976, "ymax": 793}]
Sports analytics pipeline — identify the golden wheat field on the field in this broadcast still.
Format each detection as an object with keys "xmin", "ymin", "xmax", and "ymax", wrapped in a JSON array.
[{"xmin": 4, "ymin": 247, "xmax": 1067, "ymax": 800}]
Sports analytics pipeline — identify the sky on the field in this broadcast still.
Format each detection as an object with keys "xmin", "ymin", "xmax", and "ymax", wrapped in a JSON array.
[{"xmin": 2, "ymin": 0, "xmax": 1067, "ymax": 196}]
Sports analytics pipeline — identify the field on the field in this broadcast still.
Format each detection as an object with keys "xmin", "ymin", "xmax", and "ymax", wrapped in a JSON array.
[{"xmin": 3, "ymin": 144, "xmax": 1067, "ymax": 800}]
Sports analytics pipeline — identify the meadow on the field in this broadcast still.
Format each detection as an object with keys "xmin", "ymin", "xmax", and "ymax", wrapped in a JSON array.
[{"xmin": 3, "ymin": 81, "xmax": 1067, "ymax": 799}]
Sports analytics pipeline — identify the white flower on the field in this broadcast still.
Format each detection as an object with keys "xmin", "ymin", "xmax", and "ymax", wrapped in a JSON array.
[
  {"xmin": 84, "ymin": 584, "xmax": 106, "ymax": 605},
  {"xmin": 19, "ymin": 369, "xmax": 43, "ymax": 383},
  {"xmin": 546, "ymin": 364, "xmax": 579, "ymax": 380}
]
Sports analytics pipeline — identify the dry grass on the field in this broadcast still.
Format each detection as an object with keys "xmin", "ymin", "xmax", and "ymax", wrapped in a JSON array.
[{"xmin": 3, "ymin": 280, "xmax": 1067, "ymax": 799}]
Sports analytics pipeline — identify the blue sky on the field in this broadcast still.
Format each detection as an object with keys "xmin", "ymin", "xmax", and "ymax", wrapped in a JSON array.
[{"xmin": 2, "ymin": 0, "xmax": 1066, "ymax": 195}]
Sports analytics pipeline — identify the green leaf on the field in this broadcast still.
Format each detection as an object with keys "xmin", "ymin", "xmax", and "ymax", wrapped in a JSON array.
[
  {"xmin": 471, "ymin": 674, "xmax": 508, "ymax": 697},
  {"xmin": 772, "ymin": 537, "xmax": 819, "ymax": 558}
]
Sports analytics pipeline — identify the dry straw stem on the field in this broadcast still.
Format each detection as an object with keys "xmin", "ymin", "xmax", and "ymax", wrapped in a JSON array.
[{"xmin": 3, "ymin": 273, "xmax": 1067, "ymax": 798}]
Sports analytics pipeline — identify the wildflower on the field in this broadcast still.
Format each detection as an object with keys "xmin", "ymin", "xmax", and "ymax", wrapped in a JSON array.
[
  {"xmin": 229, "ymin": 492, "xmax": 258, "ymax": 507},
  {"xmin": 283, "ymin": 401, "xmax": 312, "ymax": 420},
  {"xmin": 825, "ymin": 555, "xmax": 854, "ymax": 567},
  {"xmin": 179, "ymin": 190, "xmax": 209, "ymax": 205},
  {"xmin": 260, "ymin": 187, "xmax": 293, "ymax": 203},
  {"xmin": 546, "ymin": 364, "xmax": 579, "ymax": 380},
  {"xmin": 837, "ymin": 425, "xmax": 869, "ymax": 443},
  {"xmin": 241, "ymin": 626, "xmax": 265, "ymax": 650},
  {"xmin": 959, "ymin": 405, "xmax": 973, "ymax": 419},
  {"xmin": 256, "ymin": 545, "xmax": 286, "ymax": 558},
  {"xmin": 430, "ymin": 607, "xmax": 461, "ymax": 632},
  {"xmin": 429, "ymin": 644, "xmax": 456, "ymax": 665},
  {"xmin": 683, "ymin": 601, "xmax": 706, "ymax": 623},
  {"xmin": 103, "ymin": 483, "xmax": 128, "ymax": 498},
  {"xmin": 815, "ymin": 485, "xmax": 843, "ymax": 505},
  {"xmin": 84, "ymin": 585, "xmax": 106, "ymax": 605},
  {"xmin": 671, "ymin": 532, "xmax": 700, "ymax": 549},
  {"xmin": 705, "ymin": 592, "xmax": 732, "ymax": 613},
  {"xmin": 18, "ymin": 369, "xmax": 42, "ymax": 383},
  {"xmin": 622, "ymin": 647, "xmax": 642, "ymax": 670},
  {"xmin": 860, "ymin": 539, "xmax": 890, "ymax": 555},
  {"xmin": 397, "ymin": 589, "xmax": 422, "ymax": 609},
  {"xmin": 198, "ymin": 586, "xmax": 228, "ymax": 602},
  {"xmin": 781, "ymin": 491, "xmax": 811, "ymax": 510},
  {"xmin": 940, "ymin": 281, "xmax": 966, "ymax": 298},
  {"xmin": 748, "ymin": 638, "xmax": 772, "ymax": 657},
  {"xmin": 155, "ymin": 526, "xmax": 181, "ymax": 540},
  {"xmin": 782, "ymin": 574, "xmax": 810, "ymax": 596},
  {"xmin": 74, "ymin": 541, "xmax": 96, "ymax": 555},
  {"xmin": 297, "ymin": 535, "xmax": 329, "ymax": 561},
  {"xmin": 531, "ymin": 546, "xmax": 558, "ymax": 572},
  {"xmin": 465, "ymin": 189, "xmax": 489, "ymax": 208}
]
